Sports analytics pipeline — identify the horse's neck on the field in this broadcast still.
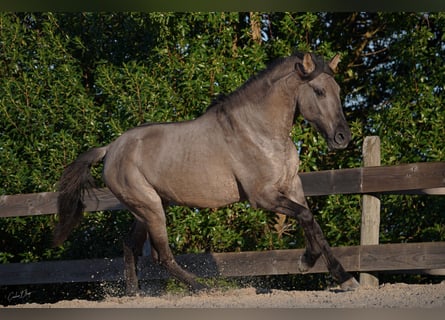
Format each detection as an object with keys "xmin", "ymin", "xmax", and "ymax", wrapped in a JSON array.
[
  {"xmin": 248, "ymin": 75, "xmax": 298, "ymax": 140},
  {"xmin": 211, "ymin": 58, "xmax": 299, "ymax": 140}
]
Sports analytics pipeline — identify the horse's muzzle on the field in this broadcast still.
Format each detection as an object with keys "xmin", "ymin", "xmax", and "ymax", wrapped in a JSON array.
[{"xmin": 329, "ymin": 129, "xmax": 351, "ymax": 150}]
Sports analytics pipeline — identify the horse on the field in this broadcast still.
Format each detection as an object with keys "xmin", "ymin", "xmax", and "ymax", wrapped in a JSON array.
[{"xmin": 53, "ymin": 52, "xmax": 359, "ymax": 295}]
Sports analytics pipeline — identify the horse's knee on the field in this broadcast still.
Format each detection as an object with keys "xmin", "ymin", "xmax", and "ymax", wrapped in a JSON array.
[{"xmin": 295, "ymin": 206, "xmax": 314, "ymax": 226}]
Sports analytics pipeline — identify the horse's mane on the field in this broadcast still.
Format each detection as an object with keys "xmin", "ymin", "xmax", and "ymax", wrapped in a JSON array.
[
  {"xmin": 206, "ymin": 56, "xmax": 290, "ymax": 111},
  {"xmin": 206, "ymin": 52, "xmax": 331, "ymax": 112}
]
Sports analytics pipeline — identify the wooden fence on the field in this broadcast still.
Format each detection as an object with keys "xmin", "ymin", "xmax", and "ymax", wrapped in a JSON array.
[{"xmin": 1, "ymin": 136, "xmax": 445, "ymax": 287}]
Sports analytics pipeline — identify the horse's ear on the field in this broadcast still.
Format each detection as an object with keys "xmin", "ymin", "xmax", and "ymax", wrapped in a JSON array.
[
  {"xmin": 303, "ymin": 53, "xmax": 316, "ymax": 74},
  {"xmin": 329, "ymin": 54, "xmax": 341, "ymax": 73},
  {"xmin": 295, "ymin": 53, "xmax": 316, "ymax": 77}
]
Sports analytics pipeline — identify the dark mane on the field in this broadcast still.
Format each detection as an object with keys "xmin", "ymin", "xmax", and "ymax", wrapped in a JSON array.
[
  {"xmin": 206, "ymin": 52, "xmax": 332, "ymax": 112},
  {"xmin": 206, "ymin": 56, "xmax": 291, "ymax": 111}
]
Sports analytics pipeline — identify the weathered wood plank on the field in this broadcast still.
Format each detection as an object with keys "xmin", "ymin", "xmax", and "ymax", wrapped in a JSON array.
[
  {"xmin": 0, "ymin": 191, "xmax": 59, "ymax": 218},
  {"xmin": 0, "ymin": 188, "xmax": 125, "ymax": 218},
  {"xmin": 361, "ymin": 162, "xmax": 445, "ymax": 193},
  {"xmin": 360, "ymin": 136, "xmax": 381, "ymax": 287},
  {"xmin": 384, "ymin": 187, "xmax": 445, "ymax": 195},
  {"xmin": 299, "ymin": 161, "xmax": 445, "ymax": 196},
  {"xmin": 299, "ymin": 168, "xmax": 361, "ymax": 196},
  {"xmin": 1, "ymin": 162, "xmax": 444, "ymax": 218},
  {"xmin": 1, "ymin": 242, "xmax": 444, "ymax": 286},
  {"xmin": 0, "ymin": 257, "xmax": 126, "ymax": 285}
]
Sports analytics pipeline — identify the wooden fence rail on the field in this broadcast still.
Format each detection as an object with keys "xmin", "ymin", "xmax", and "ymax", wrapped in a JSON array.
[
  {"xmin": 1, "ymin": 148, "xmax": 444, "ymax": 287},
  {"xmin": 1, "ymin": 242, "xmax": 444, "ymax": 286},
  {"xmin": 1, "ymin": 161, "xmax": 445, "ymax": 218}
]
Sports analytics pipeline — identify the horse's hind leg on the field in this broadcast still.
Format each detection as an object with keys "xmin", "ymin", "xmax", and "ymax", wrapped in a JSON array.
[
  {"xmin": 115, "ymin": 182, "xmax": 207, "ymax": 293},
  {"xmin": 143, "ymin": 210, "xmax": 207, "ymax": 292},
  {"xmin": 123, "ymin": 219, "xmax": 149, "ymax": 295}
]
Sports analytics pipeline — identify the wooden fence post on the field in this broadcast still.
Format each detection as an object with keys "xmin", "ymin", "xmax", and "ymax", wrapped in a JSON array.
[{"xmin": 360, "ymin": 136, "xmax": 381, "ymax": 287}]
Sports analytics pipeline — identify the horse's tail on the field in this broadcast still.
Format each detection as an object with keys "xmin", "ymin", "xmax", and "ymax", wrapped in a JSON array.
[{"xmin": 53, "ymin": 146, "xmax": 108, "ymax": 247}]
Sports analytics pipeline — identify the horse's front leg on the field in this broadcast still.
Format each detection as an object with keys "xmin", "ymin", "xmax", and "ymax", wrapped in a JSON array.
[
  {"xmin": 254, "ymin": 183, "xmax": 359, "ymax": 291},
  {"xmin": 294, "ymin": 204, "xmax": 359, "ymax": 290},
  {"xmin": 297, "ymin": 233, "xmax": 321, "ymax": 273}
]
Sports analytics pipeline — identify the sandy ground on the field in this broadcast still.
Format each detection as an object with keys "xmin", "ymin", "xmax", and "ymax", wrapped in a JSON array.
[{"xmin": 6, "ymin": 281, "xmax": 445, "ymax": 308}]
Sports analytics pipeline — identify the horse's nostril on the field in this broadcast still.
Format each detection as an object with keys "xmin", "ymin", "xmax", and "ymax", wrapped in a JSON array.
[{"xmin": 335, "ymin": 132, "xmax": 345, "ymax": 144}]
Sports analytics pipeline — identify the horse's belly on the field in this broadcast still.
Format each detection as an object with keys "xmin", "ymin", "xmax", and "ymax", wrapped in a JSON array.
[{"xmin": 160, "ymin": 174, "xmax": 241, "ymax": 208}]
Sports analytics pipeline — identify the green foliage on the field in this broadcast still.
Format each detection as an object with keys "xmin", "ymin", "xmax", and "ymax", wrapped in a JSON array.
[
  {"xmin": 0, "ymin": 13, "xmax": 444, "ymax": 292},
  {"xmin": 167, "ymin": 203, "xmax": 301, "ymax": 255}
]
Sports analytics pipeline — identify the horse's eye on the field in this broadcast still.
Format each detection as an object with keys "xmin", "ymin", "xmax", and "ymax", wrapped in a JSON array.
[{"xmin": 313, "ymin": 87, "xmax": 326, "ymax": 97}]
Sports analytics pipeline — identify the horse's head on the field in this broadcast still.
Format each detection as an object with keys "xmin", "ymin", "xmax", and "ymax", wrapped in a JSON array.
[{"xmin": 295, "ymin": 53, "xmax": 351, "ymax": 150}]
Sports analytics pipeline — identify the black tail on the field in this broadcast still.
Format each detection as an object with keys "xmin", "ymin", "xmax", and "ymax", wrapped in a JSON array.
[{"xmin": 53, "ymin": 146, "xmax": 107, "ymax": 246}]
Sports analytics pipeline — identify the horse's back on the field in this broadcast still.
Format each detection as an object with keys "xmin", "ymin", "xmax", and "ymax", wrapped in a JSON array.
[{"xmin": 103, "ymin": 114, "xmax": 242, "ymax": 208}]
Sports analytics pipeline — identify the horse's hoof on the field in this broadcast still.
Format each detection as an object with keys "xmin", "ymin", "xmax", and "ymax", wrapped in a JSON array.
[
  {"xmin": 190, "ymin": 281, "xmax": 209, "ymax": 293},
  {"xmin": 298, "ymin": 255, "xmax": 310, "ymax": 273},
  {"xmin": 125, "ymin": 284, "xmax": 140, "ymax": 296},
  {"xmin": 125, "ymin": 288, "xmax": 142, "ymax": 296},
  {"xmin": 340, "ymin": 277, "xmax": 360, "ymax": 291}
]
